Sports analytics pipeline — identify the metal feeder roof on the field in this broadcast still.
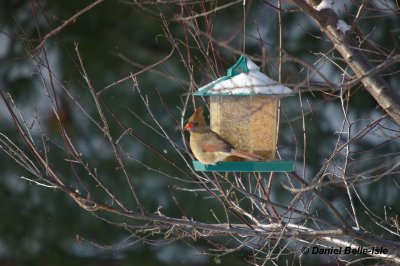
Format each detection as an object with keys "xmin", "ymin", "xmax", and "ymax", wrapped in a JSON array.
[{"xmin": 194, "ymin": 56, "xmax": 294, "ymax": 96}]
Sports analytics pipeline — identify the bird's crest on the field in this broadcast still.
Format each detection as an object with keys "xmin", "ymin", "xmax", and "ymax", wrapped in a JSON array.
[{"xmin": 185, "ymin": 107, "xmax": 207, "ymax": 130}]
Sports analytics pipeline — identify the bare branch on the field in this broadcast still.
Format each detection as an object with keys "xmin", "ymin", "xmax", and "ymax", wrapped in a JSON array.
[{"xmin": 291, "ymin": 0, "xmax": 400, "ymax": 125}]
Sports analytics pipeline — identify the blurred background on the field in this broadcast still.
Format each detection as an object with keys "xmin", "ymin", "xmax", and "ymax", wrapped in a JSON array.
[{"xmin": 1, "ymin": 0, "xmax": 399, "ymax": 265}]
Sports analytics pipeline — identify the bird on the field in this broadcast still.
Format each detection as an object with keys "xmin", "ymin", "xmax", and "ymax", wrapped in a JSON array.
[{"xmin": 185, "ymin": 107, "xmax": 264, "ymax": 165}]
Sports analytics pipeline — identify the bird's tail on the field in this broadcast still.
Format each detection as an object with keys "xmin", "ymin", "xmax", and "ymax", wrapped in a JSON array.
[{"xmin": 232, "ymin": 150, "xmax": 264, "ymax": 161}]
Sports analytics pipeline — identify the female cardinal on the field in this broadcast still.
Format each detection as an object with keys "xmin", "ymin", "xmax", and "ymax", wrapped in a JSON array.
[{"xmin": 185, "ymin": 107, "xmax": 264, "ymax": 165}]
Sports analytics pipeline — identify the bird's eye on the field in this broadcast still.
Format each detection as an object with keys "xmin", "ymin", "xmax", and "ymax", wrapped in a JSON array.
[{"xmin": 194, "ymin": 122, "xmax": 199, "ymax": 126}]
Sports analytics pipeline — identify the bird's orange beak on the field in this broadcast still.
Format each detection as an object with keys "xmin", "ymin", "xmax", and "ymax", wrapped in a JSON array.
[{"xmin": 185, "ymin": 122, "xmax": 194, "ymax": 131}]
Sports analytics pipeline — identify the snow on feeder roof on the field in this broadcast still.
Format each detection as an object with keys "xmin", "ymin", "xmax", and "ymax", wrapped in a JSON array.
[{"xmin": 195, "ymin": 56, "xmax": 294, "ymax": 96}]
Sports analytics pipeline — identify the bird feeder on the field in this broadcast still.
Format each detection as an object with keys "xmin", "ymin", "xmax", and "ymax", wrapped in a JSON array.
[{"xmin": 193, "ymin": 56, "xmax": 294, "ymax": 172}]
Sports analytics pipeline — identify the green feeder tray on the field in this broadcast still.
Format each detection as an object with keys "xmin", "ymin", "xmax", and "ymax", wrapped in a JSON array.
[{"xmin": 192, "ymin": 160, "xmax": 295, "ymax": 172}]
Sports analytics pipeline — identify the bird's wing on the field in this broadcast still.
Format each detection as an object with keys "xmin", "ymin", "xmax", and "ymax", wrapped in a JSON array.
[{"xmin": 202, "ymin": 131, "xmax": 234, "ymax": 153}]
